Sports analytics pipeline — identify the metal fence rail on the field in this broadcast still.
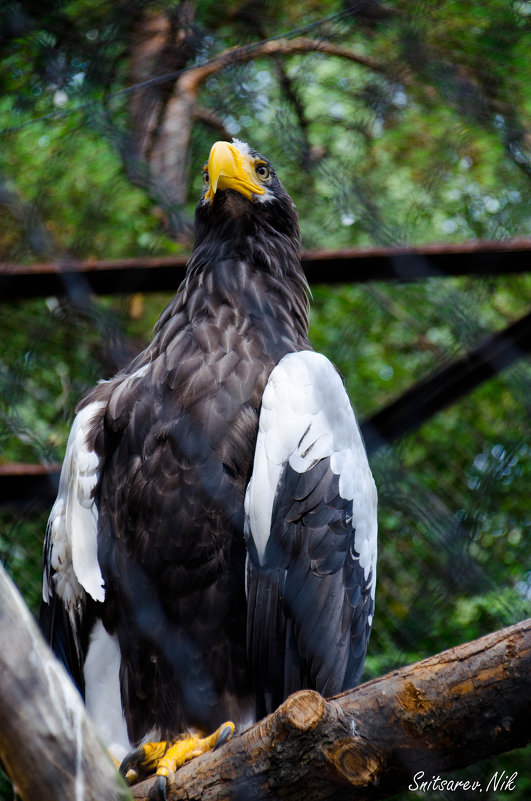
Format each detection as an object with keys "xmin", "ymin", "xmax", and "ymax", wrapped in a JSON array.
[{"xmin": 1, "ymin": 238, "xmax": 531, "ymax": 300}]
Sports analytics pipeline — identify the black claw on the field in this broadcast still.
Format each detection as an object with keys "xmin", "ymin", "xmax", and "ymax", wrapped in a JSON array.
[
  {"xmin": 213, "ymin": 723, "xmax": 234, "ymax": 752},
  {"xmin": 119, "ymin": 746, "xmax": 145, "ymax": 777},
  {"xmin": 156, "ymin": 774, "xmax": 168, "ymax": 801}
]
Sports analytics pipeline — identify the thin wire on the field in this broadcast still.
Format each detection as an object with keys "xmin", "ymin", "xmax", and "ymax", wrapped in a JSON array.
[{"xmin": 0, "ymin": 3, "xmax": 362, "ymax": 138}]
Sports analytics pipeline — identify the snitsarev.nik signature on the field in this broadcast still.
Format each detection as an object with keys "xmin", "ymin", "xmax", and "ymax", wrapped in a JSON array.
[{"xmin": 409, "ymin": 770, "xmax": 518, "ymax": 794}]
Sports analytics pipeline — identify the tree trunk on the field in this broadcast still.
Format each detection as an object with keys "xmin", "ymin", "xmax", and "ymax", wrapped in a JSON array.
[
  {"xmin": 129, "ymin": 618, "xmax": 531, "ymax": 800},
  {"xmin": 0, "ymin": 563, "xmax": 132, "ymax": 801}
]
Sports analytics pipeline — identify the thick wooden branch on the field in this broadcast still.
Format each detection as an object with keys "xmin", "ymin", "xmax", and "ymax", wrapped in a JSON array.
[
  {"xmin": 0, "ymin": 561, "xmax": 528, "ymax": 800},
  {"xmin": 0, "ymin": 563, "xmax": 132, "ymax": 801},
  {"xmin": 130, "ymin": 619, "xmax": 531, "ymax": 801}
]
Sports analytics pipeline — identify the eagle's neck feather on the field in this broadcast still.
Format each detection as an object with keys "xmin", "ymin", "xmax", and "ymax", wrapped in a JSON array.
[{"xmin": 156, "ymin": 224, "xmax": 310, "ymax": 344}]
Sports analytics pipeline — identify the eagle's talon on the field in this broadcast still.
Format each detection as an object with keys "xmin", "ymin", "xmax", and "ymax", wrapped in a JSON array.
[
  {"xmin": 119, "ymin": 740, "xmax": 168, "ymax": 783},
  {"xmin": 156, "ymin": 774, "xmax": 168, "ymax": 801},
  {"xmin": 213, "ymin": 721, "xmax": 235, "ymax": 751},
  {"xmin": 119, "ymin": 746, "xmax": 144, "ymax": 778}
]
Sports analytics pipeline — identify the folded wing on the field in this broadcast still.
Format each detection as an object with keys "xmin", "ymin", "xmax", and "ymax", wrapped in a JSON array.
[
  {"xmin": 244, "ymin": 351, "xmax": 377, "ymax": 716},
  {"xmin": 40, "ymin": 400, "xmax": 106, "ymax": 692}
]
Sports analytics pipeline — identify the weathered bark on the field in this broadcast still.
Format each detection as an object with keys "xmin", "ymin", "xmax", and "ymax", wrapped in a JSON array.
[
  {"xmin": 129, "ymin": 619, "xmax": 531, "ymax": 801},
  {"xmin": 0, "ymin": 563, "xmax": 132, "ymax": 801}
]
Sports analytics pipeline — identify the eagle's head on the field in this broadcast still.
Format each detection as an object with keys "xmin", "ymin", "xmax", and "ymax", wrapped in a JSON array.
[{"xmin": 194, "ymin": 139, "xmax": 300, "ymax": 246}]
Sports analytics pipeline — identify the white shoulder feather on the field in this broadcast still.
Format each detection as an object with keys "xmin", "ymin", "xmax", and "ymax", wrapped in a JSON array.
[
  {"xmin": 245, "ymin": 350, "xmax": 377, "ymax": 594},
  {"xmin": 43, "ymin": 400, "xmax": 106, "ymax": 608}
]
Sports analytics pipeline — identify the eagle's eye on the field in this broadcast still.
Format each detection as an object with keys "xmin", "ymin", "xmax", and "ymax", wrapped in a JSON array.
[
  {"xmin": 255, "ymin": 163, "xmax": 270, "ymax": 181},
  {"xmin": 203, "ymin": 168, "xmax": 209, "ymax": 186}
]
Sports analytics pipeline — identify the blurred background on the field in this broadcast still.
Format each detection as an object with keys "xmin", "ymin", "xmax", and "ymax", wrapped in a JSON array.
[{"xmin": 0, "ymin": 1, "xmax": 530, "ymax": 798}]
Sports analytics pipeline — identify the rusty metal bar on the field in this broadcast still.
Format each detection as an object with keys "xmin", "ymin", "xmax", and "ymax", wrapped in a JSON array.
[
  {"xmin": 1, "ymin": 237, "xmax": 530, "ymax": 301},
  {"xmin": 0, "ymin": 463, "xmax": 59, "ymax": 506}
]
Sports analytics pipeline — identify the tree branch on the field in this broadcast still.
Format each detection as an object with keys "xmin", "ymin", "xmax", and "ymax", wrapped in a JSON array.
[
  {"xmin": 0, "ymin": 563, "xmax": 132, "ymax": 801},
  {"xmin": 179, "ymin": 37, "xmax": 388, "ymax": 95},
  {"xmin": 0, "ymin": 560, "xmax": 528, "ymax": 800},
  {"xmin": 130, "ymin": 619, "xmax": 531, "ymax": 800}
]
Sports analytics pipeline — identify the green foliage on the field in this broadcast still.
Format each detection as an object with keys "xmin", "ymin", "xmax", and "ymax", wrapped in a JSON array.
[{"xmin": 0, "ymin": 103, "xmax": 179, "ymax": 261}]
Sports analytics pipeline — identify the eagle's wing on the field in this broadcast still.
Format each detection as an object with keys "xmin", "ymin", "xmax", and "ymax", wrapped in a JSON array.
[
  {"xmin": 40, "ymin": 399, "xmax": 106, "ymax": 692},
  {"xmin": 244, "ymin": 350, "xmax": 377, "ymax": 716}
]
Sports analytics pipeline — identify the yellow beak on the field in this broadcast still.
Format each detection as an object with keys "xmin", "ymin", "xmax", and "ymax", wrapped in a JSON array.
[{"xmin": 205, "ymin": 141, "xmax": 265, "ymax": 203}]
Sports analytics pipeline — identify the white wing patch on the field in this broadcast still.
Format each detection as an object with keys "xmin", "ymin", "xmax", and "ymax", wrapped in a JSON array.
[
  {"xmin": 84, "ymin": 619, "xmax": 131, "ymax": 762},
  {"xmin": 43, "ymin": 400, "xmax": 106, "ymax": 609},
  {"xmin": 245, "ymin": 351, "xmax": 377, "ymax": 595}
]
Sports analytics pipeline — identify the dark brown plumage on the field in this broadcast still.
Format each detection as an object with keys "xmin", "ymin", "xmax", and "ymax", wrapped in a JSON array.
[{"xmin": 40, "ymin": 140, "xmax": 377, "ymax": 776}]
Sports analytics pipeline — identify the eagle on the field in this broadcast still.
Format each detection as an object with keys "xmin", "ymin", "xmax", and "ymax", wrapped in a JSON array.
[{"xmin": 40, "ymin": 139, "xmax": 377, "ymax": 796}]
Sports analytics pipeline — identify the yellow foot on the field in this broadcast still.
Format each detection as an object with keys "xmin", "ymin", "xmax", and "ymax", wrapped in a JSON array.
[{"xmin": 119, "ymin": 722, "xmax": 234, "ymax": 800}]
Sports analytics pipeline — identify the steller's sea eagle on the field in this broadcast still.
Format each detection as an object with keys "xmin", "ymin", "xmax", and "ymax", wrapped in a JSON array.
[{"xmin": 40, "ymin": 139, "xmax": 377, "ymax": 797}]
